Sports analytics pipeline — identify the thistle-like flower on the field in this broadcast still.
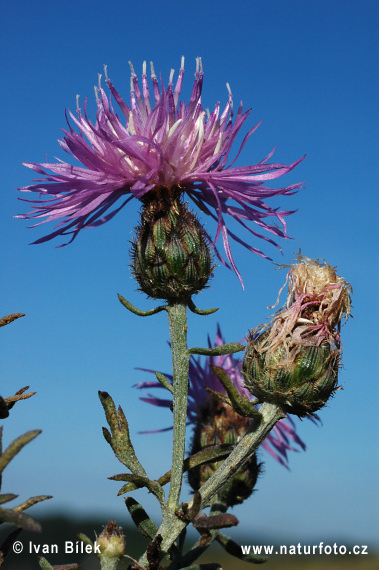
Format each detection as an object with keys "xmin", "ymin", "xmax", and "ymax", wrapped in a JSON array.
[
  {"xmin": 18, "ymin": 57, "xmax": 303, "ymax": 282},
  {"xmin": 243, "ymin": 254, "xmax": 352, "ymax": 416},
  {"xmin": 136, "ymin": 326, "xmax": 310, "ymax": 468}
]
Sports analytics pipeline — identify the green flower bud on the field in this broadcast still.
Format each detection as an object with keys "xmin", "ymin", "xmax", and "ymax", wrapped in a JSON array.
[
  {"xmin": 188, "ymin": 396, "xmax": 261, "ymax": 507},
  {"xmin": 244, "ymin": 334, "xmax": 340, "ymax": 416},
  {"xmin": 97, "ymin": 521, "xmax": 125, "ymax": 570},
  {"xmin": 243, "ymin": 254, "xmax": 352, "ymax": 417},
  {"xmin": 131, "ymin": 188, "xmax": 212, "ymax": 300}
]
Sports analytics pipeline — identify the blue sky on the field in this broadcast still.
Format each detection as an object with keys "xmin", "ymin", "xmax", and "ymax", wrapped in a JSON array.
[{"xmin": 1, "ymin": 0, "xmax": 378, "ymax": 554}]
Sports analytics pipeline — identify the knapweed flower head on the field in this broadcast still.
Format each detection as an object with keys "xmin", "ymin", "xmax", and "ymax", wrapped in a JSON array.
[
  {"xmin": 188, "ymin": 392, "xmax": 262, "ymax": 506},
  {"xmin": 136, "ymin": 325, "xmax": 310, "ymax": 468},
  {"xmin": 18, "ymin": 57, "xmax": 304, "ymax": 283},
  {"xmin": 260, "ymin": 253, "xmax": 351, "ymax": 352},
  {"xmin": 243, "ymin": 254, "xmax": 352, "ymax": 416},
  {"xmin": 131, "ymin": 187, "xmax": 213, "ymax": 300},
  {"xmin": 97, "ymin": 521, "xmax": 125, "ymax": 562}
]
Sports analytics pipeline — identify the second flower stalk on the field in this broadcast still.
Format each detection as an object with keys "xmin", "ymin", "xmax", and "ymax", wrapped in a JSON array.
[{"xmin": 128, "ymin": 194, "xmax": 351, "ymax": 561}]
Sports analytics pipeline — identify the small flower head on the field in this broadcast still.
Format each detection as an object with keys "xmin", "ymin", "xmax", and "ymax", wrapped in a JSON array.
[
  {"xmin": 136, "ymin": 325, "xmax": 311, "ymax": 468},
  {"xmin": 18, "ymin": 58, "xmax": 304, "ymax": 283},
  {"xmin": 97, "ymin": 521, "xmax": 125, "ymax": 564},
  {"xmin": 187, "ymin": 388, "xmax": 262, "ymax": 507},
  {"xmin": 243, "ymin": 254, "xmax": 352, "ymax": 416}
]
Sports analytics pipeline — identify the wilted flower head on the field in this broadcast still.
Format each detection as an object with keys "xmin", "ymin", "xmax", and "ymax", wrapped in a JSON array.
[
  {"xmin": 18, "ymin": 57, "xmax": 303, "ymax": 282},
  {"xmin": 254, "ymin": 253, "xmax": 352, "ymax": 357},
  {"xmin": 243, "ymin": 254, "xmax": 352, "ymax": 416},
  {"xmin": 136, "ymin": 325, "xmax": 312, "ymax": 468}
]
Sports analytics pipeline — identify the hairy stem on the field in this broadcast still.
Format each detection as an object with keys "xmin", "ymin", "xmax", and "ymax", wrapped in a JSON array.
[
  {"xmin": 138, "ymin": 301, "xmax": 189, "ymax": 568},
  {"xmin": 166, "ymin": 301, "xmax": 189, "ymax": 512}
]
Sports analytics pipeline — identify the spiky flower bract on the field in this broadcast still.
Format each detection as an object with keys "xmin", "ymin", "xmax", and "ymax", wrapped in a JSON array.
[
  {"xmin": 243, "ymin": 254, "xmax": 352, "ymax": 416},
  {"xmin": 136, "ymin": 325, "xmax": 311, "ymax": 468},
  {"xmin": 18, "ymin": 57, "xmax": 304, "ymax": 282},
  {"xmin": 131, "ymin": 187, "xmax": 213, "ymax": 300}
]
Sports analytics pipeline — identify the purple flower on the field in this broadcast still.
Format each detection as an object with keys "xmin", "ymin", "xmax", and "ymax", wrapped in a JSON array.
[
  {"xmin": 18, "ymin": 58, "xmax": 303, "ymax": 281},
  {"xmin": 136, "ymin": 325, "xmax": 316, "ymax": 468}
]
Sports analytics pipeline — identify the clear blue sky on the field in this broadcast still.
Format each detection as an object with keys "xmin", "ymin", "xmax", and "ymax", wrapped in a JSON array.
[{"xmin": 2, "ymin": 0, "xmax": 378, "ymax": 553}]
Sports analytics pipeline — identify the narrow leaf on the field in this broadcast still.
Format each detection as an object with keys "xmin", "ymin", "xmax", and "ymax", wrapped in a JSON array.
[
  {"xmin": 78, "ymin": 533, "xmax": 93, "ymax": 548},
  {"xmin": 102, "ymin": 427, "xmax": 112, "ymax": 445},
  {"xmin": 114, "ymin": 474, "xmax": 164, "ymax": 504},
  {"xmin": 14, "ymin": 495, "xmax": 52, "ymax": 513},
  {"xmin": 124, "ymin": 497, "xmax": 158, "ymax": 540},
  {"xmin": 98, "ymin": 392, "xmax": 119, "ymax": 433},
  {"xmin": 38, "ymin": 558, "xmax": 54, "ymax": 570},
  {"xmin": 157, "ymin": 444, "xmax": 234, "ymax": 487},
  {"xmin": 99, "ymin": 392, "xmax": 147, "ymax": 477},
  {"xmin": 108, "ymin": 473, "xmax": 130, "ymax": 482},
  {"xmin": 187, "ymin": 343, "xmax": 245, "ymax": 357},
  {"xmin": 155, "ymin": 372, "xmax": 174, "ymax": 394},
  {"xmin": 118, "ymin": 294, "xmax": 167, "ymax": 316},
  {"xmin": 211, "ymin": 365, "xmax": 262, "ymax": 419},
  {"xmin": 0, "ymin": 430, "xmax": 41, "ymax": 474},
  {"xmin": 193, "ymin": 513, "xmax": 238, "ymax": 530},
  {"xmin": 0, "ymin": 507, "xmax": 41, "ymax": 532},
  {"xmin": 0, "ymin": 494, "xmax": 18, "ymax": 505},
  {"xmin": 0, "ymin": 314, "xmax": 25, "ymax": 328},
  {"xmin": 188, "ymin": 299, "xmax": 219, "ymax": 315}
]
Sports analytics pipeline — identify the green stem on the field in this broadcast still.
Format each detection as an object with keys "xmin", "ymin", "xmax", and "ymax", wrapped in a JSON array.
[
  {"xmin": 166, "ymin": 301, "xmax": 189, "ymax": 512},
  {"xmin": 99, "ymin": 558, "xmax": 120, "ymax": 570},
  {"xmin": 138, "ymin": 301, "xmax": 190, "ymax": 568}
]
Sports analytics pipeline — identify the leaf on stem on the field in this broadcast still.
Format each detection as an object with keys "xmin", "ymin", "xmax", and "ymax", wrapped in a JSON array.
[
  {"xmin": 176, "ymin": 491, "xmax": 202, "ymax": 523},
  {"xmin": 110, "ymin": 474, "xmax": 165, "ymax": 505},
  {"xmin": 0, "ymin": 430, "xmax": 41, "ymax": 475},
  {"xmin": 99, "ymin": 391, "xmax": 147, "ymax": 477},
  {"xmin": 187, "ymin": 299, "xmax": 219, "ymax": 315},
  {"xmin": 13, "ymin": 495, "xmax": 52, "ymax": 513},
  {"xmin": 118, "ymin": 294, "xmax": 167, "ymax": 317},
  {"xmin": 155, "ymin": 372, "xmax": 174, "ymax": 394},
  {"xmin": 2, "ymin": 387, "xmax": 37, "ymax": 416},
  {"xmin": 0, "ymin": 494, "xmax": 18, "ymax": 505},
  {"xmin": 0, "ymin": 314, "xmax": 25, "ymax": 328},
  {"xmin": 187, "ymin": 343, "xmax": 245, "ymax": 357},
  {"xmin": 210, "ymin": 366, "xmax": 262, "ymax": 419},
  {"xmin": 156, "ymin": 444, "xmax": 234, "ymax": 487},
  {"xmin": 192, "ymin": 513, "xmax": 239, "ymax": 530},
  {"xmin": 78, "ymin": 533, "xmax": 93, "ymax": 548},
  {"xmin": 124, "ymin": 497, "xmax": 158, "ymax": 540},
  {"xmin": 0, "ymin": 507, "xmax": 41, "ymax": 532}
]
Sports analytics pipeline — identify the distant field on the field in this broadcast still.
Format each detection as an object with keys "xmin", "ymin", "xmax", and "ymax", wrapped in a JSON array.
[
  {"xmin": 199, "ymin": 548, "xmax": 379, "ymax": 570},
  {"xmin": 1, "ymin": 516, "xmax": 377, "ymax": 569}
]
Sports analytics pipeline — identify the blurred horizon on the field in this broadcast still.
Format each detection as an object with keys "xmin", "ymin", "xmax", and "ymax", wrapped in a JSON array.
[{"xmin": 1, "ymin": 514, "xmax": 378, "ymax": 569}]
